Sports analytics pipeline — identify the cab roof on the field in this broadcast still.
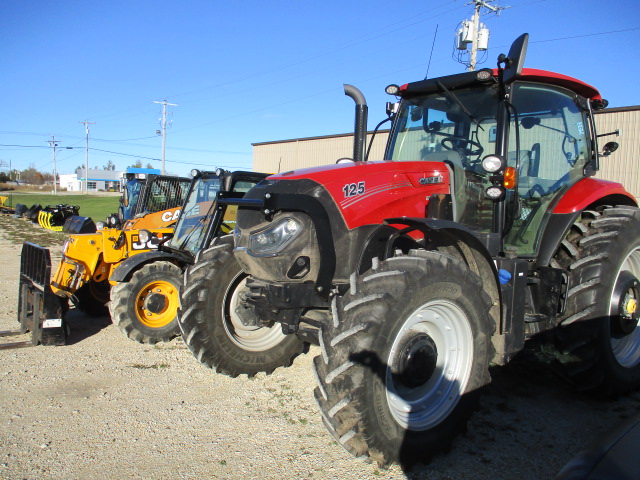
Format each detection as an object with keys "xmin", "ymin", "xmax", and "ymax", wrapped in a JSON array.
[{"xmin": 400, "ymin": 67, "xmax": 602, "ymax": 101}]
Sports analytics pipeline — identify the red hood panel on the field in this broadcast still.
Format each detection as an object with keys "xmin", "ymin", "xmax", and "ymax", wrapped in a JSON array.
[{"xmin": 272, "ymin": 161, "xmax": 450, "ymax": 229}]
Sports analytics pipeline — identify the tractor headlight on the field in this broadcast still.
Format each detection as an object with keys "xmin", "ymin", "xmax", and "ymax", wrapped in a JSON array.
[
  {"xmin": 248, "ymin": 217, "xmax": 302, "ymax": 257},
  {"xmin": 485, "ymin": 185, "xmax": 506, "ymax": 200},
  {"xmin": 481, "ymin": 155, "xmax": 504, "ymax": 173},
  {"xmin": 138, "ymin": 229, "xmax": 152, "ymax": 244}
]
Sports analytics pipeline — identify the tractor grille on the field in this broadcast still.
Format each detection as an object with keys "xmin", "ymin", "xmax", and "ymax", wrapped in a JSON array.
[{"xmin": 20, "ymin": 242, "xmax": 52, "ymax": 289}]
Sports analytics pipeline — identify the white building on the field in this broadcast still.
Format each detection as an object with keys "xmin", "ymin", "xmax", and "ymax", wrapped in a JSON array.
[
  {"xmin": 75, "ymin": 168, "xmax": 124, "ymax": 192},
  {"xmin": 59, "ymin": 173, "xmax": 81, "ymax": 191}
]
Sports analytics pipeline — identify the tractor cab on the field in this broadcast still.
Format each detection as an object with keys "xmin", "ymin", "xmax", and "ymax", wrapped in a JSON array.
[
  {"xmin": 164, "ymin": 169, "xmax": 269, "ymax": 257},
  {"xmin": 386, "ymin": 39, "xmax": 601, "ymax": 257}
]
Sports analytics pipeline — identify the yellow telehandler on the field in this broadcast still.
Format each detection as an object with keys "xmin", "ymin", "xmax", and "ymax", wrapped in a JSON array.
[{"xmin": 17, "ymin": 173, "xmax": 190, "ymax": 345}]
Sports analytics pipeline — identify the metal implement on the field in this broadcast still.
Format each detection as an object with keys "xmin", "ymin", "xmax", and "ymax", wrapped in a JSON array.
[{"xmin": 17, "ymin": 242, "xmax": 67, "ymax": 346}]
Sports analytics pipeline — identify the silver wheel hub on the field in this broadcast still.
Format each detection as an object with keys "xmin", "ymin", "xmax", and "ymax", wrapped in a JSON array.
[
  {"xmin": 224, "ymin": 276, "xmax": 287, "ymax": 352},
  {"xmin": 386, "ymin": 300, "xmax": 473, "ymax": 431},
  {"xmin": 611, "ymin": 248, "xmax": 640, "ymax": 367}
]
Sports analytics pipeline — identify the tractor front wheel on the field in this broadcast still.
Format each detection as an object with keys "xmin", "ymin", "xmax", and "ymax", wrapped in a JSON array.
[
  {"xmin": 74, "ymin": 280, "xmax": 110, "ymax": 316},
  {"xmin": 178, "ymin": 241, "xmax": 307, "ymax": 377},
  {"xmin": 313, "ymin": 250, "xmax": 494, "ymax": 466},
  {"xmin": 109, "ymin": 261, "xmax": 182, "ymax": 344}
]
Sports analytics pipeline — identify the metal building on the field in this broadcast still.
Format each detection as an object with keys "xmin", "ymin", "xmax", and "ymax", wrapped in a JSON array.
[
  {"xmin": 252, "ymin": 105, "xmax": 639, "ymax": 196},
  {"xmin": 593, "ymin": 106, "xmax": 640, "ymax": 197}
]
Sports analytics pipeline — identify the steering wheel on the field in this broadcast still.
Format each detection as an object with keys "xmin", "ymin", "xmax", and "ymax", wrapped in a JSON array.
[{"xmin": 441, "ymin": 136, "xmax": 484, "ymax": 157}]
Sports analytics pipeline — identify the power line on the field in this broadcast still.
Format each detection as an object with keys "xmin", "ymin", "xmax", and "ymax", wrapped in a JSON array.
[
  {"xmin": 167, "ymin": 1, "xmax": 464, "ymax": 102},
  {"xmin": 88, "ymin": 147, "xmax": 160, "ymax": 161},
  {"xmin": 530, "ymin": 27, "xmax": 640, "ymax": 44}
]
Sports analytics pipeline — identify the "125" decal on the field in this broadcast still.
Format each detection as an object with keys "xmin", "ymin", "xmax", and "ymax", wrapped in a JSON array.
[{"xmin": 343, "ymin": 181, "xmax": 365, "ymax": 197}]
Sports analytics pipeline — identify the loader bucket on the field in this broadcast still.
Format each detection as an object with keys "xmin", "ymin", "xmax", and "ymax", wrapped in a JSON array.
[
  {"xmin": 62, "ymin": 215, "xmax": 97, "ymax": 234},
  {"xmin": 24, "ymin": 204, "xmax": 42, "ymax": 223},
  {"xmin": 18, "ymin": 242, "xmax": 67, "ymax": 345},
  {"xmin": 14, "ymin": 203, "xmax": 27, "ymax": 217}
]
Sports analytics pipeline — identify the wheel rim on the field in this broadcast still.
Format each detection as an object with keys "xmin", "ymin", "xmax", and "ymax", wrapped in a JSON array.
[
  {"xmin": 386, "ymin": 300, "xmax": 473, "ymax": 431},
  {"xmin": 611, "ymin": 247, "xmax": 640, "ymax": 367},
  {"xmin": 134, "ymin": 280, "xmax": 178, "ymax": 328},
  {"xmin": 223, "ymin": 274, "xmax": 288, "ymax": 352}
]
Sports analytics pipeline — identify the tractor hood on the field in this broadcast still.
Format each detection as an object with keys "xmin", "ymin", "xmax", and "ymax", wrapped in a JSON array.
[
  {"xmin": 233, "ymin": 160, "xmax": 452, "ymax": 284},
  {"xmin": 264, "ymin": 160, "xmax": 451, "ymax": 230}
]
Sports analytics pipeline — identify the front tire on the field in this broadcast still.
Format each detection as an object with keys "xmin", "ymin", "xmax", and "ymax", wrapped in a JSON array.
[
  {"xmin": 178, "ymin": 241, "xmax": 307, "ymax": 377},
  {"xmin": 109, "ymin": 261, "xmax": 182, "ymax": 344},
  {"xmin": 551, "ymin": 205, "xmax": 640, "ymax": 396},
  {"xmin": 74, "ymin": 280, "xmax": 110, "ymax": 316},
  {"xmin": 313, "ymin": 250, "xmax": 494, "ymax": 466}
]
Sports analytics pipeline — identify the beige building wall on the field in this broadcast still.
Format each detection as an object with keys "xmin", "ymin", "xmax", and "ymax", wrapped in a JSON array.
[
  {"xmin": 594, "ymin": 107, "xmax": 640, "ymax": 197},
  {"xmin": 253, "ymin": 132, "xmax": 388, "ymax": 174},
  {"xmin": 254, "ymin": 106, "xmax": 638, "ymax": 196}
]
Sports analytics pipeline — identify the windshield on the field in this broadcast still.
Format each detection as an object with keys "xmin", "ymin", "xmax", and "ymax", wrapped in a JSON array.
[
  {"xmin": 122, "ymin": 178, "xmax": 143, "ymax": 221},
  {"xmin": 388, "ymin": 85, "xmax": 500, "ymax": 231},
  {"xmin": 167, "ymin": 176, "xmax": 222, "ymax": 254}
]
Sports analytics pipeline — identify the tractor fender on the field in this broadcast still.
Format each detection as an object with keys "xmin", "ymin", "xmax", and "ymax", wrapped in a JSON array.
[
  {"xmin": 537, "ymin": 180, "xmax": 638, "ymax": 267},
  {"xmin": 109, "ymin": 251, "xmax": 182, "ymax": 283},
  {"xmin": 553, "ymin": 177, "xmax": 636, "ymax": 214},
  {"xmin": 359, "ymin": 218, "xmax": 501, "ymax": 307}
]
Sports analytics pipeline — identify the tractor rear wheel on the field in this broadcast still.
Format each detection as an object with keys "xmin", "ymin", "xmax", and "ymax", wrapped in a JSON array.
[
  {"xmin": 109, "ymin": 261, "xmax": 182, "ymax": 344},
  {"xmin": 178, "ymin": 241, "xmax": 307, "ymax": 377},
  {"xmin": 313, "ymin": 250, "xmax": 494, "ymax": 466},
  {"xmin": 551, "ymin": 205, "xmax": 640, "ymax": 397}
]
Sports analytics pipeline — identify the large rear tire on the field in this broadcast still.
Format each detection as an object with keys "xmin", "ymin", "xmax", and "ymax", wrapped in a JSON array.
[
  {"xmin": 178, "ymin": 241, "xmax": 307, "ymax": 377},
  {"xmin": 109, "ymin": 261, "xmax": 182, "ymax": 344},
  {"xmin": 313, "ymin": 250, "xmax": 494, "ymax": 466},
  {"xmin": 551, "ymin": 205, "xmax": 640, "ymax": 397}
]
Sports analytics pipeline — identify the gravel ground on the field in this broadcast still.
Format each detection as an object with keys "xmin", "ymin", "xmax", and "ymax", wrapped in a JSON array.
[{"xmin": 1, "ymin": 220, "xmax": 639, "ymax": 480}]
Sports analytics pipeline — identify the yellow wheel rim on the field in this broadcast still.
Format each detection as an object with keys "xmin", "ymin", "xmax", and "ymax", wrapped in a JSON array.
[{"xmin": 134, "ymin": 280, "xmax": 179, "ymax": 328}]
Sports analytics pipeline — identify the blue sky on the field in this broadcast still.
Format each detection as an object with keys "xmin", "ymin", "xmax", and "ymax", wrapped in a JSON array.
[{"xmin": 2, "ymin": 0, "xmax": 639, "ymax": 178}]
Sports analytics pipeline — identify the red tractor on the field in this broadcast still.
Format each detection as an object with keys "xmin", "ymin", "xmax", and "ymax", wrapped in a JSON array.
[{"xmin": 178, "ymin": 34, "xmax": 640, "ymax": 465}]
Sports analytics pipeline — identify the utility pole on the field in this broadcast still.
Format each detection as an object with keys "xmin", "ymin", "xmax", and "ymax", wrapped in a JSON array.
[
  {"xmin": 153, "ymin": 100, "xmax": 177, "ymax": 175},
  {"xmin": 455, "ymin": 0, "xmax": 508, "ymax": 71},
  {"xmin": 48, "ymin": 136, "xmax": 59, "ymax": 194},
  {"xmin": 79, "ymin": 120, "xmax": 96, "ymax": 193}
]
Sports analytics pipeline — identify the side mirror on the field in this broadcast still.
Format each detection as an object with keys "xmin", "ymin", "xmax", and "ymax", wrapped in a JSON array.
[
  {"xmin": 602, "ymin": 141, "xmax": 619, "ymax": 157},
  {"xmin": 521, "ymin": 117, "xmax": 541, "ymax": 129},
  {"xmin": 501, "ymin": 33, "xmax": 529, "ymax": 84}
]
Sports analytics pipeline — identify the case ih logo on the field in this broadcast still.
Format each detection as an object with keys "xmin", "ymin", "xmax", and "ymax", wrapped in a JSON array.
[{"xmin": 419, "ymin": 175, "xmax": 443, "ymax": 185}]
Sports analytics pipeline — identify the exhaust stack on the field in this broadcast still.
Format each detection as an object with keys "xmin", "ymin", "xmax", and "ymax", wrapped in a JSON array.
[{"xmin": 344, "ymin": 84, "xmax": 368, "ymax": 163}]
